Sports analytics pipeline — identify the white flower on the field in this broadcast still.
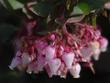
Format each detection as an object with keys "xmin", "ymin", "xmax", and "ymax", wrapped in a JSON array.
[
  {"xmin": 22, "ymin": 52, "xmax": 31, "ymax": 65},
  {"xmin": 62, "ymin": 52, "xmax": 75, "ymax": 69},
  {"xmin": 93, "ymin": 48, "xmax": 101, "ymax": 61},
  {"xmin": 80, "ymin": 47, "xmax": 93, "ymax": 61},
  {"xmin": 99, "ymin": 37, "xmax": 108, "ymax": 52},
  {"xmin": 9, "ymin": 57, "xmax": 21, "ymax": 70},
  {"xmin": 90, "ymin": 41, "xmax": 100, "ymax": 51},
  {"xmin": 48, "ymin": 58, "xmax": 61, "ymax": 76},
  {"xmin": 69, "ymin": 63, "xmax": 81, "ymax": 78},
  {"xmin": 90, "ymin": 41, "xmax": 101, "ymax": 60},
  {"xmin": 90, "ymin": 41, "xmax": 100, "ymax": 54},
  {"xmin": 44, "ymin": 46, "xmax": 56, "ymax": 60}
]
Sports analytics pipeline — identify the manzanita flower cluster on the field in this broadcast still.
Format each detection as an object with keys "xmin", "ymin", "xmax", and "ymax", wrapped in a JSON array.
[{"xmin": 9, "ymin": 20, "xmax": 108, "ymax": 78}]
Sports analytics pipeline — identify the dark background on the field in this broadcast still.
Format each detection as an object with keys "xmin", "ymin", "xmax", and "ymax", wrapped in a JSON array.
[{"xmin": 0, "ymin": 4, "xmax": 110, "ymax": 83}]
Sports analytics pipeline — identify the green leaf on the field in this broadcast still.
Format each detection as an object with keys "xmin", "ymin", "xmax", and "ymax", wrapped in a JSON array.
[
  {"xmin": 77, "ymin": 2, "xmax": 90, "ymax": 14},
  {"xmin": 70, "ymin": 2, "xmax": 90, "ymax": 15},
  {"xmin": 71, "ymin": 6, "xmax": 83, "ymax": 15},
  {"xmin": 30, "ymin": 2, "xmax": 53, "ymax": 17},
  {"xmin": 79, "ymin": 0, "xmax": 107, "ymax": 10},
  {"xmin": 8, "ymin": 0, "xmax": 24, "ymax": 10}
]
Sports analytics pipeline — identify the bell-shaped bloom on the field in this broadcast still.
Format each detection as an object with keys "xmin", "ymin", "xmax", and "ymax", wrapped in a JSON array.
[
  {"xmin": 93, "ymin": 48, "xmax": 101, "ymax": 61},
  {"xmin": 80, "ymin": 47, "xmax": 93, "ymax": 61},
  {"xmin": 70, "ymin": 63, "xmax": 81, "ymax": 78},
  {"xmin": 90, "ymin": 41, "xmax": 101, "ymax": 60},
  {"xmin": 44, "ymin": 46, "xmax": 56, "ymax": 60},
  {"xmin": 62, "ymin": 52, "xmax": 75, "ymax": 69},
  {"xmin": 21, "ymin": 52, "xmax": 31, "ymax": 65},
  {"xmin": 90, "ymin": 41, "xmax": 100, "ymax": 52},
  {"xmin": 99, "ymin": 37, "xmax": 108, "ymax": 52},
  {"xmin": 9, "ymin": 22, "xmax": 108, "ymax": 78},
  {"xmin": 9, "ymin": 57, "xmax": 21, "ymax": 70},
  {"xmin": 47, "ymin": 58, "xmax": 61, "ymax": 76}
]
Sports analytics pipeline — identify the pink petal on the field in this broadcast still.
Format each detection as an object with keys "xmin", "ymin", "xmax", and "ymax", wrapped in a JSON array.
[
  {"xmin": 45, "ymin": 46, "xmax": 56, "ymax": 60},
  {"xmin": 62, "ymin": 52, "xmax": 75, "ymax": 69},
  {"xmin": 48, "ymin": 58, "xmax": 61, "ymax": 75}
]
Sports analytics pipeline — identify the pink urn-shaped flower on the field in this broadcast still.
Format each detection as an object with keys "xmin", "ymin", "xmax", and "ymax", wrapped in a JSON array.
[
  {"xmin": 9, "ymin": 57, "xmax": 21, "ymax": 70},
  {"xmin": 90, "ymin": 41, "xmax": 101, "ymax": 60},
  {"xmin": 62, "ymin": 52, "xmax": 75, "ymax": 69},
  {"xmin": 21, "ymin": 52, "xmax": 31, "ymax": 65},
  {"xmin": 44, "ymin": 46, "xmax": 56, "ymax": 60},
  {"xmin": 80, "ymin": 47, "xmax": 93, "ymax": 61},
  {"xmin": 99, "ymin": 37, "xmax": 108, "ymax": 52},
  {"xmin": 47, "ymin": 58, "xmax": 61, "ymax": 76},
  {"xmin": 69, "ymin": 63, "xmax": 81, "ymax": 78}
]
